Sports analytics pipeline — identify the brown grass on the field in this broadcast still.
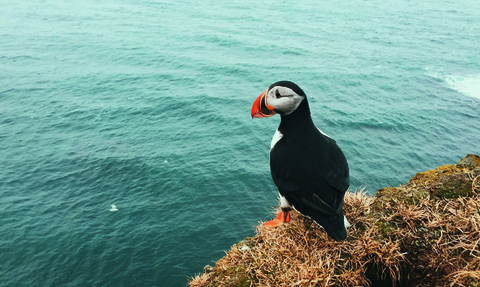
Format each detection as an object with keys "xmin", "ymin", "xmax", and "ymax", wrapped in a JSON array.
[{"xmin": 189, "ymin": 156, "xmax": 480, "ymax": 287}]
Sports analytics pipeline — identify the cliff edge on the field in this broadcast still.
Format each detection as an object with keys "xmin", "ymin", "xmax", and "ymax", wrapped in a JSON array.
[{"xmin": 190, "ymin": 154, "xmax": 480, "ymax": 287}]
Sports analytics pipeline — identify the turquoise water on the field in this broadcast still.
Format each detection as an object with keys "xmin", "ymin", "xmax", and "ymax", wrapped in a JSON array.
[{"xmin": 1, "ymin": 0, "xmax": 479, "ymax": 285}]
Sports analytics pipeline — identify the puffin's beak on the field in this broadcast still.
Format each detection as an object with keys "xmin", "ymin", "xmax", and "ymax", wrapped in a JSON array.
[{"xmin": 251, "ymin": 90, "xmax": 275, "ymax": 118}]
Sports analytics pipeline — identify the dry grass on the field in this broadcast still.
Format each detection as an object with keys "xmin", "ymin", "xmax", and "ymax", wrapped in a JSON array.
[
  {"xmin": 190, "ymin": 190, "xmax": 403, "ymax": 287},
  {"xmin": 190, "ymin": 273, "xmax": 211, "ymax": 287},
  {"xmin": 189, "ymin": 155, "xmax": 480, "ymax": 287}
]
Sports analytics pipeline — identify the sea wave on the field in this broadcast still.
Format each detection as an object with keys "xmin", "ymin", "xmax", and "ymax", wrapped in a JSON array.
[
  {"xmin": 445, "ymin": 74, "xmax": 480, "ymax": 99},
  {"xmin": 425, "ymin": 68, "xmax": 480, "ymax": 100}
]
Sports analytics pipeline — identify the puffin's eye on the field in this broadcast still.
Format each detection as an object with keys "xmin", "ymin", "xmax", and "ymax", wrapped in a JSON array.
[{"xmin": 275, "ymin": 90, "xmax": 282, "ymax": 99}]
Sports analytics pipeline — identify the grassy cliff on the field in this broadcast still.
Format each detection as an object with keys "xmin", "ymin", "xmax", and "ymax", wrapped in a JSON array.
[{"xmin": 190, "ymin": 154, "xmax": 480, "ymax": 287}]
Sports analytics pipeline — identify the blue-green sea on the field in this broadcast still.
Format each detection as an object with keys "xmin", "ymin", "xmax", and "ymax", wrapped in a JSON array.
[{"xmin": 1, "ymin": 0, "xmax": 479, "ymax": 285}]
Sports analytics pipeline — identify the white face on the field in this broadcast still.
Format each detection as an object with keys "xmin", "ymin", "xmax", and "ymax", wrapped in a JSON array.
[{"xmin": 264, "ymin": 86, "xmax": 304, "ymax": 115}]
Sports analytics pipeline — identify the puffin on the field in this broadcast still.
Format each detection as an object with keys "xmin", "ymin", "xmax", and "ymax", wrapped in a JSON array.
[{"xmin": 251, "ymin": 81, "xmax": 350, "ymax": 241}]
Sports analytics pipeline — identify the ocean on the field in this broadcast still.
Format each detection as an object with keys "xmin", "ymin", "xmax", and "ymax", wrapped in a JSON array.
[{"xmin": 1, "ymin": 0, "xmax": 479, "ymax": 285}]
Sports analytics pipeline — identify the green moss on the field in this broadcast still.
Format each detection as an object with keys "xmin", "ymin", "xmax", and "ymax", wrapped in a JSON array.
[
  {"xmin": 373, "ymin": 186, "xmax": 429, "ymax": 210},
  {"xmin": 407, "ymin": 154, "xmax": 480, "ymax": 200},
  {"xmin": 354, "ymin": 221, "xmax": 367, "ymax": 232},
  {"xmin": 436, "ymin": 176, "xmax": 474, "ymax": 198},
  {"xmin": 375, "ymin": 220, "xmax": 397, "ymax": 235},
  {"xmin": 417, "ymin": 171, "xmax": 477, "ymax": 199},
  {"xmin": 410, "ymin": 164, "xmax": 459, "ymax": 185},
  {"xmin": 219, "ymin": 265, "xmax": 254, "ymax": 287}
]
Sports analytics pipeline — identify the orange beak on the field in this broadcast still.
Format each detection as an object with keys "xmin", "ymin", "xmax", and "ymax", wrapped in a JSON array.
[{"xmin": 251, "ymin": 90, "xmax": 275, "ymax": 118}]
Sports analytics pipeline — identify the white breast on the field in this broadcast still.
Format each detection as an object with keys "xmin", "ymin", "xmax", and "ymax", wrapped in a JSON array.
[{"xmin": 270, "ymin": 129, "xmax": 283, "ymax": 150}]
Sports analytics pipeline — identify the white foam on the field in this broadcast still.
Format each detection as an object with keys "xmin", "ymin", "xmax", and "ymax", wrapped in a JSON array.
[
  {"xmin": 445, "ymin": 74, "xmax": 480, "ymax": 99},
  {"xmin": 110, "ymin": 204, "xmax": 118, "ymax": 211}
]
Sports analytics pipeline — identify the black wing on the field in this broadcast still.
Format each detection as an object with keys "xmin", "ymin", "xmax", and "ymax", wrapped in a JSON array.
[{"xmin": 270, "ymin": 128, "xmax": 349, "ymax": 197}]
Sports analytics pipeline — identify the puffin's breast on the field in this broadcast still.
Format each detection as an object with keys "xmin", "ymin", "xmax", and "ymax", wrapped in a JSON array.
[{"xmin": 270, "ymin": 129, "xmax": 283, "ymax": 151}]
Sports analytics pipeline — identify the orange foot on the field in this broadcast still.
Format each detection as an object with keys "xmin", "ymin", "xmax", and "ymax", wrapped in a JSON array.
[{"xmin": 264, "ymin": 211, "xmax": 291, "ymax": 228}]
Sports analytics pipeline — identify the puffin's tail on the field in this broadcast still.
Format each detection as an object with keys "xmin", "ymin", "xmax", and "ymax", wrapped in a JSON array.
[
  {"xmin": 308, "ymin": 208, "xmax": 348, "ymax": 241},
  {"xmin": 286, "ymin": 192, "xmax": 348, "ymax": 241}
]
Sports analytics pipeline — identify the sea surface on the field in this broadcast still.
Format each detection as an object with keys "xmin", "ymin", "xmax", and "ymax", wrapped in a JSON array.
[{"xmin": 1, "ymin": 0, "xmax": 479, "ymax": 285}]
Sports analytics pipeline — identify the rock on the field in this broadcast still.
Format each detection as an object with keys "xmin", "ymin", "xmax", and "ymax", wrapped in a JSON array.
[
  {"xmin": 189, "ymin": 154, "xmax": 480, "ymax": 287},
  {"xmin": 458, "ymin": 154, "xmax": 480, "ymax": 169},
  {"xmin": 203, "ymin": 265, "xmax": 214, "ymax": 274}
]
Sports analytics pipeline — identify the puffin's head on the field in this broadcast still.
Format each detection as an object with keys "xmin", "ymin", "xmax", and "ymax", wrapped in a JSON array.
[{"xmin": 251, "ymin": 81, "xmax": 306, "ymax": 118}]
